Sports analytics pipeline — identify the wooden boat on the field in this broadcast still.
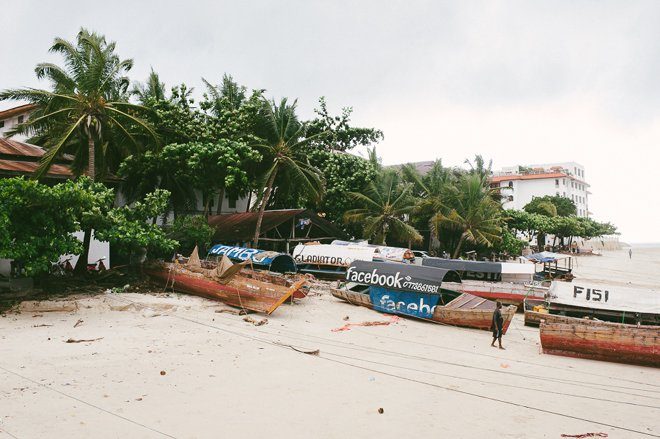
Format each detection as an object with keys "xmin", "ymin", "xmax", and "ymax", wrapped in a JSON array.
[
  {"xmin": 422, "ymin": 257, "xmax": 548, "ymax": 307},
  {"xmin": 540, "ymin": 317, "xmax": 660, "ymax": 367},
  {"xmin": 207, "ymin": 244, "xmax": 307, "ymax": 298},
  {"xmin": 292, "ymin": 243, "xmax": 377, "ymax": 280},
  {"xmin": 525, "ymin": 282, "xmax": 660, "ymax": 327},
  {"xmin": 331, "ymin": 261, "xmax": 517, "ymax": 332},
  {"xmin": 145, "ymin": 251, "xmax": 306, "ymax": 314}
]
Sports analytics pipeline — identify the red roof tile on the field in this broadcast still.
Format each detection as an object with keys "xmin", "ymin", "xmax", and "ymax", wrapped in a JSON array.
[
  {"xmin": 490, "ymin": 172, "xmax": 568, "ymax": 183},
  {"xmin": 0, "ymin": 159, "xmax": 72, "ymax": 177}
]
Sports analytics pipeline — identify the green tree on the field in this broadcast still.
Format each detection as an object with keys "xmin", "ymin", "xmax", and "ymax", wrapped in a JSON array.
[
  {"xmin": 132, "ymin": 68, "xmax": 167, "ymax": 104},
  {"xmin": 166, "ymin": 215, "xmax": 215, "ymax": 255},
  {"xmin": 524, "ymin": 195, "xmax": 576, "ymax": 217},
  {"xmin": 344, "ymin": 170, "xmax": 422, "ymax": 245},
  {"xmin": 251, "ymin": 98, "xmax": 325, "ymax": 247},
  {"xmin": 431, "ymin": 174, "xmax": 503, "ymax": 258},
  {"xmin": 0, "ymin": 29, "xmax": 158, "ymax": 273}
]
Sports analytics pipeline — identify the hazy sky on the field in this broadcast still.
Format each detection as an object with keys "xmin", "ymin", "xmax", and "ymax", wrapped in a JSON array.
[{"xmin": 2, "ymin": 1, "xmax": 659, "ymax": 242}]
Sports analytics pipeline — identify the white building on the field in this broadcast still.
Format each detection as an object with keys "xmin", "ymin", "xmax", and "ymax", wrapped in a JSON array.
[
  {"xmin": 490, "ymin": 162, "xmax": 591, "ymax": 217},
  {"xmin": 0, "ymin": 104, "xmax": 34, "ymax": 142}
]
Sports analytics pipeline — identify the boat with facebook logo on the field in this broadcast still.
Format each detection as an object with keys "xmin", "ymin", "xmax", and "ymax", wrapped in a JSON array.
[{"xmin": 331, "ymin": 260, "xmax": 517, "ymax": 332}]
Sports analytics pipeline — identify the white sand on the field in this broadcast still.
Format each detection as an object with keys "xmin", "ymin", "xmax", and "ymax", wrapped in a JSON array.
[{"xmin": 1, "ymin": 249, "xmax": 659, "ymax": 439}]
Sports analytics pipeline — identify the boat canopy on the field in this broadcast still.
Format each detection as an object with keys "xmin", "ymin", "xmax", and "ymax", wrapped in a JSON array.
[
  {"xmin": 526, "ymin": 252, "xmax": 572, "ymax": 263},
  {"xmin": 330, "ymin": 240, "xmax": 414, "ymax": 262},
  {"xmin": 207, "ymin": 245, "xmax": 297, "ymax": 273},
  {"xmin": 549, "ymin": 281, "xmax": 660, "ymax": 315},
  {"xmin": 422, "ymin": 257, "xmax": 534, "ymax": 282},
  {"xmin": 292, "ymin": 243, "xmax": 376, "ymax": 267},
  {"xmin": 346, "ymin": 260, "xmax": 461, "ymax": 294}
]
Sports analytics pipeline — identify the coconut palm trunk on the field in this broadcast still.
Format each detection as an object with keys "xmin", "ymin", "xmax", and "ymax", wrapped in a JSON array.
[
  {"xmin": 74, "ymin": 134, "xmax": 96, "ymax": 274},
  {"xmin": 452, "ymin": 232, "xmax": 468, "ymax": 259},
  {"xmin": 252, "ymin": 168, "xmax": 278, "ymax": 248}
]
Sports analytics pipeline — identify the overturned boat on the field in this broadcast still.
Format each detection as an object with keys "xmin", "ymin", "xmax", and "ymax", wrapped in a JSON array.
[
  {"xmin": 330, "ymin": 240, "xmax": 416, "ymax": 263},
  {"xmin": 207, "ymin": 245, "xmax": 297, "ymax": 273},
  {"xmin": 292, "ymin": 243, "xmax": 377, "ymax": 279},
  {"xmin": 145, "ymin": 249, "xmax": 306, "ymax": 314},
  {"xmin": 331, "ymin": 261, "xmax": 517, "ymax": 332},
  {"xmin": 421, "ymin": 257, "xmax": 547, "ymax": 307}
]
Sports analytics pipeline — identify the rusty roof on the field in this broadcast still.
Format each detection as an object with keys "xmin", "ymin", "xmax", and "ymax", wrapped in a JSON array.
[
  {"xmin": 207, "ymin": 209, "xmax": 346, "ymax": 242},
  {"xmin": 0, "ymin": 104, "xmax": 36, "ymax": 120},
  {"xmin": 0, "ymin": 159, "xmax": 72, "ymax": 178},
  {"xmin": 0, "ymin": 137, "xmax": 47, "ymax": 158}
]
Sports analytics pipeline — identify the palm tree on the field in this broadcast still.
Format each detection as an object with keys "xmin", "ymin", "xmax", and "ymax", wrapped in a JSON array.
[
  {"xmin": 132, "ymin": 68, "xmax": 167, "ymax": 104},
  {"xmin": 344, "ymin": 170, "xmax": 422, "ymax": 245},
  {"xmin": 251, "ymin": 98, "xmax": 325, "ymax": 247},
  {"xmin": 431, "ymin": 173, "xmax": 503, "ymax": 258},
  {"xmin": 0, "ymin": 29, "xmax": 158, "ymax": 272}
]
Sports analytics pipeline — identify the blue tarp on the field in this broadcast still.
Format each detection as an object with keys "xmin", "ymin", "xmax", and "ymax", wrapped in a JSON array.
[
  {"xmin": 207, "ymin": 245, "xmax": 297, "ymax": 273},
  {"xmin": 525, "ymin": 251, "xmax": 572, "ymax": 263}
]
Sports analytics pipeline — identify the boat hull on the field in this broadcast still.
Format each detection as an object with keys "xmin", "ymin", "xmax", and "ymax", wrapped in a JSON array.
[
  {"xmin": 145, "ymin": 264, "xmax": 305, "ymax": 314},
  {"xmin": 444, "ymin": 280, "xmax": 547, "ymax": 308},
  {"xmin": 540, "ymin": 317, "xmax": 660, "ymax": 367},
  {"xmin": 331, "ymin": 288, "xmax": 516, "ymax": 333}
]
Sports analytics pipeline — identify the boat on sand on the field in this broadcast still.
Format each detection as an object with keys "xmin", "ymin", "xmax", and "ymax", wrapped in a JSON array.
[
  {"xmin": 331, "ymin": 261, "xmax": 517, "ymax": 332},
  {"xmin": 146, "ymin": 248, "xmax": 306, "ymax": 314}
]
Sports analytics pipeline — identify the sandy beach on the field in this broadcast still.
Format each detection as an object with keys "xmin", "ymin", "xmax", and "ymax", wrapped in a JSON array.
[{"xmin": 1, "ymin": 248, "xmax": 659, "ymax": 439}]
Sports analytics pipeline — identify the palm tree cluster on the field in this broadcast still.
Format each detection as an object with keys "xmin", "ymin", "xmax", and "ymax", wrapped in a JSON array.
[{"xmin": 346, "ymin": 156, "xmax": 508, "ymax": 258}]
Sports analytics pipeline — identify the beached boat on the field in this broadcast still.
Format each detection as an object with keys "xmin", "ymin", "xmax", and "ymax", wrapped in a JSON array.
[
  {"xmin": 145, "ymin": 251, "xmax": 306, "ymax": 314},
  {"xmin": 540, "ymin": 317, "xmax": 660, "ymax": 367},
  {"xmin": 330, "ymin": 240, "xmax": 416, "ymax": 263},
  {"xmin": 524, "ymin": 281, "xmax": 660, "ymax": 327},
  {"xmin": 421, "ymin": 257, "xmax": 548, "ymax": 307},
  {"xmin": 331, "ymin": 261, "xmax": 517, "ymax": 332},
  {"xmin": 292, "ymin": 243, "xmax": 377, "ymax": 279}
]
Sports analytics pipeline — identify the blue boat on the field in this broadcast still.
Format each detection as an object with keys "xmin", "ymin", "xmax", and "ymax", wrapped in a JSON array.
[{"xmin": 207, "ymin": 245, "xmax": 297, "ymax": 273}]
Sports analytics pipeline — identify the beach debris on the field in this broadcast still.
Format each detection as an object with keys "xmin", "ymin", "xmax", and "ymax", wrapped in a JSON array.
[
  {"xmin": 378, "ymin": 408, "xmax": 384, "ymax": 414},
  {"xmin": 33, "ymin": 324, "xmax": 53, "ymax": 327},
  {"xmin": 500, "ymin": 363, "xmax": 510, "ymax": 368},
  {"xmin": 73, "ymin": 319, "xmax": 84, "ymax": 328},
  {"xmin": 215, "ymin": 308, "xmax": 249, "ymax": 315},
  {"xmin": 160, "ymin": 370, "xmax": 166, "ymax": 376},
  {"xmin": 276, "ymin": 343, "xmax": 320, "ymax": 356},
  {"xmin": 243, "ymin": 316, "xmax": 268, "ymax": 326},
  {"xmin": 561, "ymin": 434, "xmax": 608, "ymax": 438},
  {"xmin": 343, "ymin": 316, "xmax": 350, "ymax": 321},
  {"xmin": 141, "ymin": 308, "xmax": 161, "ymax": 318},
  {"xmin": 331, "ymin": 315, "xmax": 400, "ymax": 332},
  {"xmin": 65, "ymin": 337, "xmax": 103, "ymax": 343},
  {"xmin": 18, "ymin": 301, "xmax": 79, "ymax": 313}
]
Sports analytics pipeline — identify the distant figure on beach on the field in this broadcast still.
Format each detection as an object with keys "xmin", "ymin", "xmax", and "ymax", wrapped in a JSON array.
[
  {"xmin": 490, "ymin": 302, "xmax": 505, "ymax": 350},
  {"xmin": 629, "ymin": 248, "xmax": 633, "ymax": 259}
]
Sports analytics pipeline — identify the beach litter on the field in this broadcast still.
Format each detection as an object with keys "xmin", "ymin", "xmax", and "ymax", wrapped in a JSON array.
[
  {"xmin": 73, "ymin": 319, "xmax": 84, "ymax": 327},
  {"xmin": 331, "ymin": 315, "xmax": 400, "ymax": 332},
  {"xmin": 243, "ymin": 316, "xmax": 268, "ymax": 326},
  {"xmin": 65, "ymin": 337, "xmax": 103, "ymax": 343},
  {"xmin": 560, "ymin": 434, "xmax": 608, "ymax": 438}
]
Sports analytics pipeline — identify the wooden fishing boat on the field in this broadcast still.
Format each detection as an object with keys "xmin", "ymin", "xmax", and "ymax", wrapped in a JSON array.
[
  {"xmin": 540, "ymin": 317, "xmax": 660, "ymax": 367},
  {"xmin": 145, "ymin": 251, "xmax": 306, "ymax": 314},
  {"xmin": 331, "ymin": 261, "xmax": 517, "ymax": 332},
  {"xmin": 292, "ymin": 243, "xmax": 377, "ymax": 280},
  {"xmin": 525, "ymin": 282, "xmax": 660, "ymax": 327},
  {"xmin": 422, "ymin": 257, "xmax": 548, "ymax": 307},
  {"xmin": 207, "ymin": 244, "xmax": 308, "ymax": 298}
]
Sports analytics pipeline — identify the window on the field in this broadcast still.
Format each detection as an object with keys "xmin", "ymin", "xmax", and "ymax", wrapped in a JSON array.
[
  {"xmin": 563, "ymin": 192, "xmax": 566, "ymax": 196},
  {"xmin": 562, "ymin": 179, "xmax": 565, "ymax": 185},
  {"xmin": 571, "ymin": 181, "xmax": 574, "ymax": 188},
  {"xmin": 556, "ymin": 192, "xmax": 559, "ymax": 196},
  {"xmin": 572, "ymin": 194, "xmax": 574, "ymax": 201},
  {"xmin": 228, "ymin": 196, "xmax": 237, "ymax": 209},
  {"xmin": 508, "ymin": 181, "xmax": 513, "ymax": 188},
  {"xmin": 0, "ymin": 120, "xmax": 4, "ymax": 128},
  {"xmin": 508, "ymin": 195, "xmax": 514, "ymax": 202},
  {"xmin": 17, "ymin": 115, "xmax": 24, "ymax": 124},
  {"xmin": 554, "ymin": 179, "xmax": 559, "ymax": 187}
]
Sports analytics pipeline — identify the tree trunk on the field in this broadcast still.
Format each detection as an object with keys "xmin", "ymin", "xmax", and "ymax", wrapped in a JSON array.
[
  {"xmin": 246, "ymin": 191, "xmax": 252, "ymax": 213},
  {"xmin": 216, "ymin": 188, "xmax": 225, "ymax": 214},
  {"xmin": 253, "ymin": 168, "xmax": 278, "ymax": 248},
  {"xmin": 74, "ymin": 229, "xmax": 92, "ymax": 274},
  {"xmin": 75, "ymin": 134, "xmax": 95, "ymax": 274},
  {"xmin": 452, "ymin": 232, "xmax": 467, "ymax": 259}
]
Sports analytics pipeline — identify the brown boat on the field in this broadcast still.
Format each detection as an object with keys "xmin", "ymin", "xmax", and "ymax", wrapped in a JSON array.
[
  {"xmin": 540, "ymin": 317, "xmax": 660, "ymax": 367},
  {"xmin": 145, "ymin": 250, "xmax": 307, "ymax": 314},
  {"xmin": 332, "ymin": 286, "xmax": 516, "ymax": 333},
  {"xmin": 331, "ymin": 261, "xmax": 517, "ymax": 333}
]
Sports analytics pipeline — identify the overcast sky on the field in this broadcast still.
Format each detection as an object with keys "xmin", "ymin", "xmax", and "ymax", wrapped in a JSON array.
[{"xmin": 2, "ymin": 1, "xmax": 659, "ymax": 243}]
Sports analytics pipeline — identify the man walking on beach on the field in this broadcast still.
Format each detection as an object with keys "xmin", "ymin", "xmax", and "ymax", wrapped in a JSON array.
[
  {"xmin": 629, "ymin": 248, "xmax": 633, "ymax": 259},
  {"xmin": 491, "ymin": 302, "xmax": 505, "ymax": 349}
]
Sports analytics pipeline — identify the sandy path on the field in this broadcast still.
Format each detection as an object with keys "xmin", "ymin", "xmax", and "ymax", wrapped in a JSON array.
[{"xmin": 1, "ymin": 251, "xmax": 659, "ymax": 439}]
